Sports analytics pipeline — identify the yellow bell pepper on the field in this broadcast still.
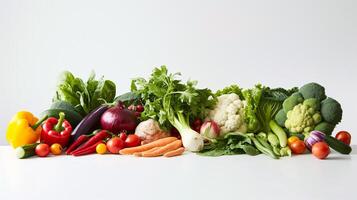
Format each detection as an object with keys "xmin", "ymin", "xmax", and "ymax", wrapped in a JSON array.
[{"xmin": 6, "ymin": 111, "xmax": 47, "ymax": 148}]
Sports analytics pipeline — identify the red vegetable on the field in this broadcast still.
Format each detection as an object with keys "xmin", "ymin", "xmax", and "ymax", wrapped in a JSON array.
[
  {"xmin": 100, "ymin": 104, "xmax": 138, "ymax": 133},
  {"xmin": 290, "ymin": 140, "xmax": 306, "ymax": 154},
  {"xmin": 66, "ymin": 134, "xmax": 91, "ymax": 155},
  {"xmin": 40, "ymin": 112, "xmax": 72, "ymax": 147},
  {"xmin": 335, "ymin": 131, "xmax": 351, "ymax": 145},
  {"xmin": 70, "ymin": 130, "xmax": 110, "ymax": 155},
  {"xmin": 72, "ymin": 141, "xmax": 102, "ymax": 156},
  {"xmin": 107, "ymin": 137, "xmax": 125, "ymax": 154},
  {"xmin": 125, "ymin": 134, "xmax": 141, "ymax": 147},
  {"xmin": 36, "ymin": 143, "xmax": 50, "ymax": 157},
  {"xmin": 119, "ymin": 132, "xmax": 127, "ymax": 141},
  {"xmin": 312, "ymin": 142, "xmax": 330, "ymax": 159},
  {"xmin": 136, "ymin": 105, "xmax": 144, "ymax": 112}
]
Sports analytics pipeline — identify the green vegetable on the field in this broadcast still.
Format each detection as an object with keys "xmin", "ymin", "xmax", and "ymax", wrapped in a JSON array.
[
  {"xmin": 15, "ymin": 143, "xmax": 39, "ymax": 159},
  {"xmin": 267, "ymin": 132, "xmax": 279, "ymax": 146},
  {"xmin": 199, "ymin": 132, "xmax": 259, "ymax": 156},
  {"xmin": 279, "ymin": 146, "xmax": 292, "ymax": 157},
  {"xmin": 40, "ymin": 108, "xmax": 83, "ymax": 128},
  {"xmin": 41, "ymin": 101, "xmax": 83, "ymax": 127},
  {"xmin": 131, "ymin": 66, "xmax": 215, "ymax": 152},
  {"xmin": 242, "ymin": 85, "xmax": 263, "ymax": 132},
  {"xmin": 242, "ymin": 85, "xmax": 297, "ymax": 133},
  {"xmin": 114, "ymin": 92, "xmax": 140, "ymax": 107},
  {"xmin": 303, "ymin": 98, "xmax": 320, "ymax": 111},
  {"xmin": 285, "ymin": 103, "xmax": 322, "ymax": 134},
  {"xmin": 324, "ymin": 134, "xmax": 352, "ymax": 154},
  {"xmin": 275, "ymin": 109, "xmax": 287, "ymax": 127},
  {"xmin": 278, "ymin": 82, "xmax": 342, "ymax": 136},
  {"xmin": 215, "ymin": 84, "xmax": 243, "ymax": 99},
  {"xmin": 53, "ymin": 71, "xmax": 116, "ymax": 116},
  {"xmin": 269, "ymin": 120, "xmax": 288, "ymax": 147},
  {"xmin": 282, "ymin": 92, "xmax": 303, "ymax": 113},
  {"xmin": 314, "ymin": 122, "xmax": 335, "ymax": 135},
  {"xmin": 320, "ymin": 97, "xmax": 343, "ymax": 125},
  {"xmin": 250, "ymin": 136, "xmax": 278, "ymax": 159},
  {"xmin": 299, "ymin": 82, "xmax": 327, "ymax": 101}
]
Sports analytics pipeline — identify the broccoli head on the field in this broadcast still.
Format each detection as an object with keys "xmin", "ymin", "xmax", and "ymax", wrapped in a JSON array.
[
  {"xmin": 299, "ymin": 82, "xmax": 327, "ymax": 101},
  {"xmin": 314, "ymin": 122, "xmax": 335, "ymax": 135},
  {"xmin": 282, "ymin": 92, "xmax": 304, "ymax": 113},
  {"xmin": 320, "ymin": 97, "xmax": 342, "ymax": 125},
  {"xmin": 285, "ymin": 103, "xmax": 321, "ymax": 134},
  {"xmin": 303, "ymin": 98, "xmax": 320, "ymax": 111}
]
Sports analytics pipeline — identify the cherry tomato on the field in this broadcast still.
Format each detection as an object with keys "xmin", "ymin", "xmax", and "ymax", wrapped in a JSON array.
[
  {"xmin": 136, "ymin": 104, "xmax": 144, "ymax": 112},
  {"xmin": 125, "ymin": 134, "xmax": 141, "ymax": 147},
  {"xmin": 335, "ymin": 131, "xmax": 351, "ymax": 145},
  {"xmin": 312, "ymin": 142, "xmax": 330, "ymax": 159},
  {"xmin": 288, "ymin": 136, "xmax": 300, "ymax": 146},
  {"xmin": 106, "ymin": 137, "xmax": 124, "ymax": 154},
  {"xmin": 50, "ymin": 143, "xmax": 62, "ymax": 155},
  {"xmin": 96, "ymin": 143, "xmax": 107, "ymax": 154},
  {"xmin": 35, "ymin": 143, "xmax": 50, "ymax": 157},
  {"xmin": 119, "ymin": 132, "xmax": 127, "ymax": 141},
  {"xmin": 290, "ymin": 140, "xmax": 306, "ymax": 154}
]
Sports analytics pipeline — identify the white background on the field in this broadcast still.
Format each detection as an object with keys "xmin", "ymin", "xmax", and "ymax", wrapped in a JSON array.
[{"xmin": 1, "ymin": 0, "xmax": 357, "ymax": 145}]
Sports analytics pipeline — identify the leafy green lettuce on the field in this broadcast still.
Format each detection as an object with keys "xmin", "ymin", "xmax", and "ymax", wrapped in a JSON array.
[{"xmin": 53, "ymin": 71, "xmax": 116, "ymax": 116}]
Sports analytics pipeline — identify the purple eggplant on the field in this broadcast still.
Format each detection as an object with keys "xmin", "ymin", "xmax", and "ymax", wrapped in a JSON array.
[{"xmin": 69, "ymin": 105, "xmax": 109, "ymax": 144}]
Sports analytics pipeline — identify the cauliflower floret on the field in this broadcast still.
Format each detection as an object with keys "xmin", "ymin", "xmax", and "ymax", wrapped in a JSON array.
[
  {"xmin": 135, "ymin": 119, "xmax": 170, "ymax": 144},
  {"xmin": 285, "ymin": 104, "xmax": 322, "ymax": 134},
  {"xmin": 206, "ymin": 93, "xmax": 247, "ymax": 135}
]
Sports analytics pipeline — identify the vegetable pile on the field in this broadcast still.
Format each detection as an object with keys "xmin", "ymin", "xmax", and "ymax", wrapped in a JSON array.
[{"xmin": 6, "ymin": 66, "xmax": 353, "ymax": 160}]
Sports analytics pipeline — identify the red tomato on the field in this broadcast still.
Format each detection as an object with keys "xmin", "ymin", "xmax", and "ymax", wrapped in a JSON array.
[
  {"xmin": 290, "ymin": 140, "xmax": 306, "ymax": 154},
  {"xmin": 335, "ymin": 131, "xmax": 351, "ymax": 145},
  {"xmin": 312, "ymin": 142, "xmax": 330, "ymax": 159},
  {"xmin": 136, "ymin": 104, "xmax": 144, "ymax": 112},
  {"xmin": 125, "ymin": 134, "xmax": 141, "ymax": 147},
  {"xmin": 119, "ymin": 132, "xmax": 127, "ymax": 141},
  {"xmin": 106, "ymin": 137, "xmax": 124, "ymax": 154},
  {"xmin": 35, "ymin": 143, "xmax": 50, "ymax": 157}
]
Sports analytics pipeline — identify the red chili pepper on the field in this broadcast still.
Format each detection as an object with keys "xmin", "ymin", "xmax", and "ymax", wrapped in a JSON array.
[
  {"xmin": 72, "ymin": 141, "xmax": 102, "ymax": 156},
  {"xmin": 40, "ymin": 112, "xmax": 72, "ymax": 147},
  {"xmin": 70, "ymin": 130, "xmax": 110, "ymax": 155},
  {"xmin": 66, "ymin": 135, "xmax": 90, "ymax": 155}
]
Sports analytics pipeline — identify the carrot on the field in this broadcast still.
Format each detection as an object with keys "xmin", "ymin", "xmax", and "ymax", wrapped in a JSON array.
[
  {"xmin": 164, "ymin": 147, "xmax": 185, "ymax": 157},
  {"xmin": 133, "ymin": 147, "xmax": 160, "ymax": 157},
  {"xmin": 119, "ymin": 137, "xmax": 178, "ymax": 155},
  {"xmin": 141, "ymin": 140, "xmax": 182, "ymax": 157}
]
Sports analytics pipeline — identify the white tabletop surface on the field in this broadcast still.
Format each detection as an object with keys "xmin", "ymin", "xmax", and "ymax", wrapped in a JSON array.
[{"xmin": 1, "ymin": 145, "xmax": 356, "ymax": 200}]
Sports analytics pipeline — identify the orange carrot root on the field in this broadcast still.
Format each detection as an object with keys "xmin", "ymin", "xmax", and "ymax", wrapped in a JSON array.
[
  {"xmin": 141, "ymin": 140, "xmax": 182, "ymax": 157},
  {"xmin": 119, "ymin": 137, "xmax": 178, "ymax": 155},
  {"xmin": 133, "ymin": 147, "xmax": 160, "ymax": 157},
  {"xmin": 163, "ymin": 147, "xmax": 185, "ymax": 157}
]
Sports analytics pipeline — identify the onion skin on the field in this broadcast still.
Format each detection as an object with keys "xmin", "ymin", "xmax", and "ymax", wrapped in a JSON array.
[
  {"xmin": 305, "ymin": 130, "xmax": 326, "ymax": 150},
  {"xmin": 100, "ymin": 105, "xmax": 138, "ymax": 134}
]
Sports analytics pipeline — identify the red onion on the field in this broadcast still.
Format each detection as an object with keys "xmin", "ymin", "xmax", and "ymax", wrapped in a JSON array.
[
  {"xmin": 100, "ymin": 104, "xmax": 137, "ymax": 134},
  {"xmin": 305, "ymin": 130, "xmax": 325, "ymax": 150}
]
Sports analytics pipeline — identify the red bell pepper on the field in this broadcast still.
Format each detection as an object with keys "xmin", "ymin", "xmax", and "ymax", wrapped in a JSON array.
[{"xmin": 40, "ymin": 112, "xmax": 72, "ymax": 147}]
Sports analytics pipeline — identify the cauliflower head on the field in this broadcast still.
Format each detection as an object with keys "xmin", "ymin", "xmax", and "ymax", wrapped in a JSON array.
[
  {"xmin": 207, "ymin": 93, "xmax": 247, "ymax": 135},
  {"xmin": 285, "ymin": 103, "xmax": 322, "ymax": 134}
]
